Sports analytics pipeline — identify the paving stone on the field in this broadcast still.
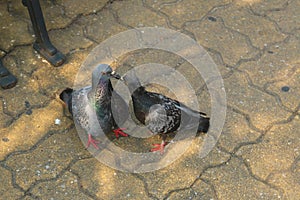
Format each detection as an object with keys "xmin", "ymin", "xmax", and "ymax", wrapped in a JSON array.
[
  {"xmin": 192, "ymin": 179, "xmax": 218, "ymax": 200},
  {"xmin": 167, "ymin": 188, "xmax": 195, "ymax": 199},
  {"xmin": 267, "ymin": 0, "xmax": 300, "ymax": 33},
  {"xmin": 176, "ymin": 61, "xmax": 209, "ymax": 93},
  {"xmin": 30, "ymin": 51, "xmax": 89, "ymax": 96},
  {"xmin": 60, "ymin": 0, "xmax": 108, "ymax": 18},
  {"xmin": 0, "ymin": 68, "xmax": 49, "ymax": 118},
  {"xmin": 1, "ymin": 0, "xmax": 299, "ymax": 198},
  {"xmin": 8, "ymin": 0, "xmax": 72, "ymax": 30},
  {"xmin": 5, "ymin": 128, "xmax": 88, "ymax": 190},
  {"xmin": 0, "ymin": 100, "xmax": 72, "ymax": 161},
  {"xmin": 248, "ymin": 0, "xmax": 289, "ymax": 15},
  {"xmin": 83, "ymin": 9, "xmax": 128, "ymax": 43},
  {"xmin": 30, "ymin": 171, "xmax": 92, "ymax": 200},
  {"xmin": 201, "ymin": 157, "xmax": 282, "ymax": 199},
  {"xmin": 22, "ymin": 196, "xmax": 37, "ymax": 200},
  {"xmin": 56, "ymin": 50, "xmax": 90, "ymax": 86},
  {"xmin": 267, "ymin": 158, "xmax": 300, "ymax": 199},
  {"xmin": 0, "ymin": 2, "xmax": 34, "ymax": 51},
  {"xmin": 185, "ymin": 17, "xmax": 259, "ymax": 66},
  {"xmin": 49, "ymin": 23, "xmax": 94, "ymax": 55},
  {"xmin": 139, "ymin": 139, "xmax": 230, "ymax": 199},
  {"xmin": 239, "ymin": 35, "xmax": 299, "ymax": 86},
  {"xmin": 3, "ymin": 45, "xmax": 47, "ymax": 75},
  {"xmin": 6, "ymin": 0, "xmax": 29, "ymax": 19},
  {"xmin": 213, "ymin": 4, "xmax": 286, "ymax": 49},
  {"xmin": 205, "ymin": 50, "xmax": 232, "ymax": 78},
  {"xmin": 42, "ymin": 3, "xmax": 73, "ymax": 30},
  {"xmin": 111, "ymin": 0, "xmax": 168, "ymax": 28},
  {"xmin": 225, "ymin": 71, "xmax": 290, "ymax": 130},
  {"xmin": 145, "ymin": 0, "xmax": 232, "ymax": 28},
  {"xmin": 217, "ymin": 108, "xmax": 261, "ymax": 152},
  {"xmin": 266, "ymin": 67, "xmax": 300, "ymax": 111},
  {"xmin": 0, "ymin": 166, "xmax": 23, "ymax": 199},
  {"xmin": 237, "ymin": 117, "xmax": 300, "ymax": 180},
  {"xmin": 0, "ymin": 97, "xmax": 13, "ymax": 128},
  {"xmin": 117, "ymin": 49, "xmax": 184, "ymax": 71},
  {"xmin": 71, "ymin": 158, "xmax": 152, "ymax": 200}
]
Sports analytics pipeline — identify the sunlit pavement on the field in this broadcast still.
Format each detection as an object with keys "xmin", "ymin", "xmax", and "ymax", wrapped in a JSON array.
[{"xmin": 0, "ymin": 0, "xmax": 299, "ymax": 199}]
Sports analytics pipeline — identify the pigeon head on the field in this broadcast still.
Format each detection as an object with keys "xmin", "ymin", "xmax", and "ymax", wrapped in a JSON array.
[
  {"xmin": 120, "ymin": 69, "xmax": 142, "ymax": 93},
  {"xmin": 92, "ymin": 64, "xmax": 112, "ymax": 84},
  {"xmin": 91, "ymin": 64, "xmax": 120, "ymax": 88}
]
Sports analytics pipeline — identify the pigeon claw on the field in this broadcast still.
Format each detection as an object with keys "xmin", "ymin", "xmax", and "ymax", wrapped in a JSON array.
[
  {"xmin": 86, "ymin": 134, "xmax": 100, "ymax": 150},
  {"xmin": 113, "ymin": 128, "xmax": 128, "ymax": 139},
  {"xmin": 151, "ymin": 141, "xmax": 167, "ymax": 154}
]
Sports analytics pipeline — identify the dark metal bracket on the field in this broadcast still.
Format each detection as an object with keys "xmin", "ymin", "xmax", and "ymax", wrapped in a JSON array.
[
  {"xmin": 1, "ymin": 0, "xmax": 66, "ymax": 89},
  {"xmin": 0, "ymin": 60, "xmax": 18, "ymax": 89},
  {"xmin": 22, "ymin": 0, "xmax": 66, "ymax": 67}
]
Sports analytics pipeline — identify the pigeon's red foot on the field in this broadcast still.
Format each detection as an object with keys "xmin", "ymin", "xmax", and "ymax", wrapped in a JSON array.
[
  {"xmin": 151, "ymin": 141, "xmax": 167, "ymax": 154},
  {"xmin": 86, "ymin": 134, "xmax": 100, "ymax": 150},
  {"xmin": 113, "ymin": 128, "xmax": 128, "ymax": 138}
]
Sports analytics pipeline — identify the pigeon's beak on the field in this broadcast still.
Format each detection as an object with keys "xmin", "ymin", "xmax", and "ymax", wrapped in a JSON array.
[{"xmin": 110, "ymin": 71, "xmax": 123, "ymax": 80}]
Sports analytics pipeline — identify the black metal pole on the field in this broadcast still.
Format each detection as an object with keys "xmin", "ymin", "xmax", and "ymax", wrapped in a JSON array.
[{"xmin": 22, "ymin": 0, "xmax": 66, "ymax": 66}]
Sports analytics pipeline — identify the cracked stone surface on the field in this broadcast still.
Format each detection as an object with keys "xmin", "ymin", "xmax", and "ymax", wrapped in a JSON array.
[
  {"xmin": 237, "ymin": 117, "xmax": 300, "ymax": 181},
  {"xmin": 266, "ymin": 67, "xmax": 300, "ymax": 111},
  {"xmin": 71, "ymin": 158, "xmax": 152, "ymax": 200},
  {"xmin": 0, "ymin": 0, "xmax": 299, "ymax": 199},
  {"xmin": 111, "ymin": 0, "xmax": 168, "ymax": 28},
  {"xmin": 5, "ymin": 128, "xmax": 87, "ymax": 190},
  {"xmin": 239, "ymin": 34, "xmax": 299, "ymax": 88},
  {"xmin": 83, "ymin": 9, "xmax": 128, "ymax": 43},
  {"xmin": 213, "ymin": 4, "xmax": 286, "ymax": 49},
  {"xmin": 30, "ymin": 171, "xmax": 93, "ymax": 200},
  {"xmin": 224, "ymin": 70, "xmax": 291, "ymax": 130},
  {"xmin": 201, "ymin": 157, "xmax": 282, "ymax": 199},
  {"xmin": 217, "ymin": 108, "xmax": 261, "ymax": 152},
  {"xmin": 267, "ymin": 0, "xmax": 300, "ymax": 34},
  {"xmin": 185, "ymin": 17, "xmax": 259, "ymax": 66},
  {"xmin": 0, "ymin": 1, "xmax": 33, "ymax": 51},
  {"xmin": 0, "ymin": 165, "xmax": 23, "ymax": 199}
]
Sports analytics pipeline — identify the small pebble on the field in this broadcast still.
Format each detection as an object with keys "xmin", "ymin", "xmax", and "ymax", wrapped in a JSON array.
[
  {"xmin": 281, "ymin": 86, "xmax": 290, "ymax": 92},
  {"xmin": 25, "ymin": 101, "xmax": 31, "ymax": 108},
  {"xmin": 208, "ymin": 16, "xmax": 217, "ymax": 22},
  {"xmin": 26, "ymin": 109, "xmax": 32, "ymax": 115},
  {"xmin": 55, "ymin": 119, "xmax": 61, "ymax": 125}
]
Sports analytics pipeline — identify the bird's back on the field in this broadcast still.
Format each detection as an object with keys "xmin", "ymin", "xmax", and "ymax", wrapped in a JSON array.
[
  {"xmin": 59, "ymin": 88, "xmax": 73, "ymax": 116},
  {"xmin": 132, "ymin": 87, "xmax": 181, "ymax": 134}
]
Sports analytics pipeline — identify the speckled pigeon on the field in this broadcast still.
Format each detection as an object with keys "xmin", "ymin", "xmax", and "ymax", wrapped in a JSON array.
[
  {"xmin": 119, "ymin": 70, "xmax": 210, "ymax": 153},
  {"xmin": 59, "ymin": 64, "xmax": 128, "ymax": 150}
]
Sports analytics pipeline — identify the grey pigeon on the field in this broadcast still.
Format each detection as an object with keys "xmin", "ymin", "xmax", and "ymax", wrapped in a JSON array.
[
  {"xmin": 59, "ymin": 64, "xmax": 128, "ymax": 150},
  {"xmin": 118, "ymin": 70, "xmax": 210, "ymax": 153}
]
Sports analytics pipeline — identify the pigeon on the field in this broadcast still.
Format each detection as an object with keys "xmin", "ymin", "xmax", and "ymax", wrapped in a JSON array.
[
  {"xmin": 118, "ymin": 69, "xmax": 210, "ymax": 153},
  {"xmin": 59, "ymin": 64, "xmax": 128, "ymax": 150}
]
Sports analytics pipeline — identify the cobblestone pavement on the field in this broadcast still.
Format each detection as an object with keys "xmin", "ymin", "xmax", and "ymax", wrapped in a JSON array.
[{"xmin": 0, "ymin": 0, "xmax": 299, "ymax": 199}]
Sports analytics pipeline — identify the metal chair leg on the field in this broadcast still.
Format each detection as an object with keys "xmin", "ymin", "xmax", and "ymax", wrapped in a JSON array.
[{"xmin": 22, "ymin": 0, "xmax": 66, "ymax": 66}]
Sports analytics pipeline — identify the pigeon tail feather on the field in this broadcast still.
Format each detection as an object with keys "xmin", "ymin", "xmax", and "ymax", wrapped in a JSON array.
[
  {"xmin": 59, "ymin": 87, "xmax": 73, "ymax": 116},
  {"xmin": 198, "ymin": 116, "xmax": 210, "ymax": 133}
]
